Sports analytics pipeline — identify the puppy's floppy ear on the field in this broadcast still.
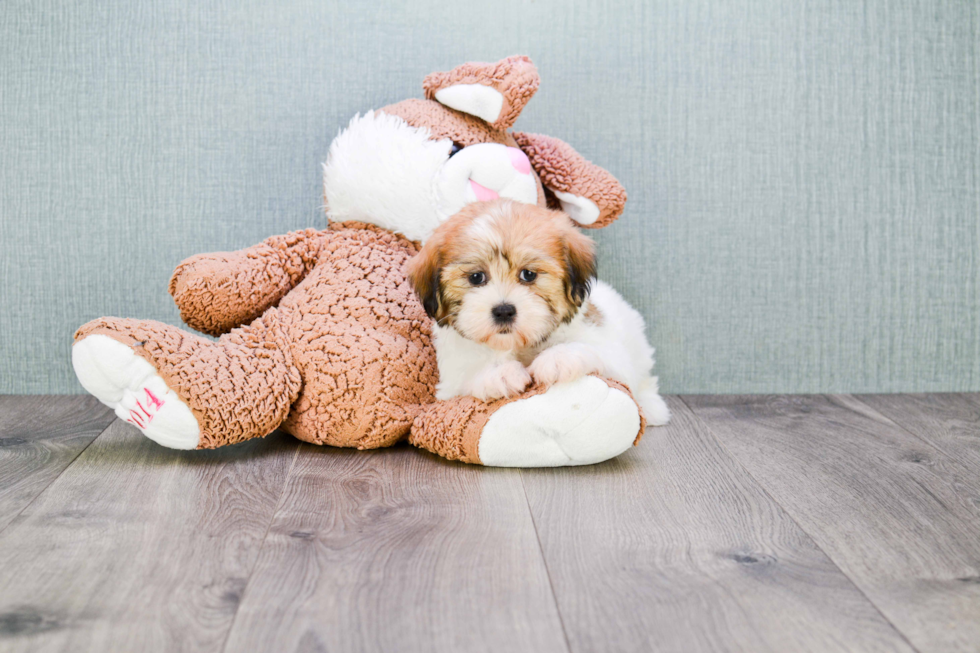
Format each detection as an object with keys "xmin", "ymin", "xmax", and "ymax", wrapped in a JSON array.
[
  {"xmin": 407, "ymin": 234, "xmax": 445, "ymax": 321},
  {"xmin": 560, "ymin": 220, "xmax": 597, "ymax": 308}
]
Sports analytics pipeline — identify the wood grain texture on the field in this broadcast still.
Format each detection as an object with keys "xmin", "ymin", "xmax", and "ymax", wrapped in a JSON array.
[
  {"xmin": 222, "ymin": 444, "xmax": 567, "ymax": 653},
  {"xmin": 3, "ymin": 393, "xmax": 979, "ymax": 651},
  {"xmin": 520, "ymin": 397, "xmax": 914, "ymax": 653},
  {"xmin": 0, "ymin": 419, "xmax": 297, "ymax": 653},
  {"xmin": 0, "ymin": 395, "xmax": 114, "ymax": 533},
  {"xmin": 684, "ymin": 394, "xmax": 980, "ymax": 653},
  {"xmin": 855, "ymin": 393, "xmax": 980, "ymax": 477}
]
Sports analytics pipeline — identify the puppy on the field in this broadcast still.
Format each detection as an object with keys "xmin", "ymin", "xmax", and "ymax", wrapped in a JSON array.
[{"xmin": 407, "ymin": 199, "xmax": 670, "ymax": 426}]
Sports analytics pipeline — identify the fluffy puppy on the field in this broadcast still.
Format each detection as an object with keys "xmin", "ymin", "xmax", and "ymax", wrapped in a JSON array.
[{"xmin": 408, "ymin": 199, "xmax": 670, "ymax": 426}]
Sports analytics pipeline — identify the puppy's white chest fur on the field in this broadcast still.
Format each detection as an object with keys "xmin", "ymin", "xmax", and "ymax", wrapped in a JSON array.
[
  {"xmin": 432, "ymin": 281, "xmax": 671, "ymax": 426},
  {"xmin": 433, "ymin": 325, "xmax": 519, "ymax": 400}
]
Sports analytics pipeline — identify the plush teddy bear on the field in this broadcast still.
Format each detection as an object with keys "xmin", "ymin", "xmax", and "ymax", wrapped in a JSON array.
[{"xmin": 71, "ymin": 56, "xmax": 664, "ymax": 467}]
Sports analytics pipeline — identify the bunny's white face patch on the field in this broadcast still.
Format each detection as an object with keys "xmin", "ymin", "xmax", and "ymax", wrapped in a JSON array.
[
  {"xmin": 323, "ymin": 112, "xmax": 538, "ymax": 243},
  {"xmin": 435, "ymin": 143, "xmax": 538, "ymax": 219}
]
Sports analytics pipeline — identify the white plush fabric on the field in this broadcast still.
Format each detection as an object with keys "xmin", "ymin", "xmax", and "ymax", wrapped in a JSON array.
[
  {"xmin": 72, "ymin": 335, "xmax": 200, "ymax": 449},
  {"xmin": 323, "ymin": 111, "xmax": 452, "ymax": 243},
  {"xmin": 435, "ymin": 142, "xmax": 538, "ymax": 222},
  {"xmin": 478, "ymin": 376, "xmax": 640, "ymax": 467},
  {"xmin": 433, "ymin": 83, "xmax": 505, "ymax": 123},
  {"xmin": 553, "ymin": 190, "xmax": 601, "ymax": 226}
]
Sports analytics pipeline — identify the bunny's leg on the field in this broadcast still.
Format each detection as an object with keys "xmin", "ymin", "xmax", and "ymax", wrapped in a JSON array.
[
  {"xmin": 409, "ymin": 375, "xmax": 645, "ymax": 467},
  {"xmin": 72, "ymin": 311, "xmax": 301, "ymax": 449}
]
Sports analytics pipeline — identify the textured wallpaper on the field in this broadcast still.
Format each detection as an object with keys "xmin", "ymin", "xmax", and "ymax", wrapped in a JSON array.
[{"xmin": 1, "ymin": 0, "xmax": 978, "ymax": 394}]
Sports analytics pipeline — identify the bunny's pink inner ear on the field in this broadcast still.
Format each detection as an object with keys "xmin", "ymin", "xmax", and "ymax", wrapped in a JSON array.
[{"xmin": 423, "ymin": 56, "xmax": 540, "ymax": 131}]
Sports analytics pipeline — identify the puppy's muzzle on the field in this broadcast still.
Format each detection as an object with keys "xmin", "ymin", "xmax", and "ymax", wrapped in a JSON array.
[{"xmin": 491, "ymin": 303, "xmax": 517, "ymax": 325}]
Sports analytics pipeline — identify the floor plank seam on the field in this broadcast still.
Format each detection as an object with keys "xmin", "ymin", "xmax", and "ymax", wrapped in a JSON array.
[
  {"xmin": 0, "ymin": 415, "xmax": 117, "ymax": 540},
  {"xmin": 518, "ymin": 469, "xmax": 574, "ymax": 653},
  {"xmin": 848, "ymin": 394, "xmax": 963, "ymax": 469},
  {"xmin": 217, "ymin": 440, "xmax": 302, "ymax": 653},
  {"xmin": 677, "ymin": 395, "xmax": 925, "ymax": 653}
]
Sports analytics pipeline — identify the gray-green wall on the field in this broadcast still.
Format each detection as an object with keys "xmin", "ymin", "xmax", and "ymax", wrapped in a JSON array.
[{"xmin": 2, "ymin": 0, "xmax": 978, "ymax": 394}]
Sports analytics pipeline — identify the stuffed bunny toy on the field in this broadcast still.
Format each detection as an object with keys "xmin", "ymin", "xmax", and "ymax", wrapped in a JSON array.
[{"xmin": 72, "ymin": 56, "xmax": 659, "ymax": 466}]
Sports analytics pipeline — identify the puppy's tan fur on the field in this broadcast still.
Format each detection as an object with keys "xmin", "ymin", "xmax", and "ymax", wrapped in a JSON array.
[{"xmin": 408, "ymin": 200, "xmax": 595, "ymax": 353}]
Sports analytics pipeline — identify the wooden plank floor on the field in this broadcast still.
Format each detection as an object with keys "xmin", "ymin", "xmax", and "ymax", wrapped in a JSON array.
[{"xmin": 0, "ymin": 394, "xmax": 977, "ymax": 653}]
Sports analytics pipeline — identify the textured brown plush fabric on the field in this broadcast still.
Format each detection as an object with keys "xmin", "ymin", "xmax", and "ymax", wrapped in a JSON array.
[
  {"xmin": 422, "ymin": 55, "xmax": 540, "ymax": 131},
  {"xmin": 409, "ymin": 393, "xmax": 494, "ymax": 464},
  {"xmin": 169, "ymin": 229, "xmax": 327, "ymax": 336},
  {"xmin": 409, "ymin": 379, "xmax": 554, "ymax": 464},
  {"xmin": 513, "ymin": 132, "xmax": 628, "ymax": 228},
  {"xmin": 75, "ymin": 313, "xmax": 302, "ymax": 449},
  {"xmin": 77, "ymin": 223, "xmax": 439, "ymax": 450},
  {"xmin": 602, "ymin": 376, "xmax": 648, "ymax": 445},
  {"xmin": 380, "ymin": 98, "xmax": 514, "ymax": 148}
]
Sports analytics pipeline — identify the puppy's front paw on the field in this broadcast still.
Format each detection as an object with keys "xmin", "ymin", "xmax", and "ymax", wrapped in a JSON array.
[
  {"xmin": 469, "ymin": 361, "xmax": 532, "ymax": 401},
  {"xmin": 529, "ymin": 343, "xmax": 605, "ymax": 387}
]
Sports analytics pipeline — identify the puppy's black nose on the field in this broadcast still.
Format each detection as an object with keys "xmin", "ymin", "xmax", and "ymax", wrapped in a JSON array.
[{"xmin": 491, "ymin": 303, "xmax": 517, "ymax": 324}]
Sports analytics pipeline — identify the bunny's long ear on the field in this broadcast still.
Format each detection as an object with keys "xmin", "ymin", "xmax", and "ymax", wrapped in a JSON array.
[
  {"xmin": 423, "ymin": 56, "xmax": 539, "ymax": 131},
  {"xmin": 513, "ymin": 132, "xmax": 627, "ymax": 229}
]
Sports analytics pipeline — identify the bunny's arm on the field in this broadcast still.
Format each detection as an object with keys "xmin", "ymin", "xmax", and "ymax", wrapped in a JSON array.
[
  {"xmin": 513, "ymin": 132, "xmax": 627, "ymax": 229},
  {"xmin": 168, "ymin": 228, "xmax": 327, "ymax": 336}
]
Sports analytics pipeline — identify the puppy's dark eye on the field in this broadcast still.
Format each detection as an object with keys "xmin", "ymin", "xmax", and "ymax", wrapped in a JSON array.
[
  {"xmin": 468, "ymin": 271, "xmax": 486, "ymax": 285},
  {"xmin": 519, "ymin": 269, "xmax": 537, "ymax": 283},
  {"xmin": 449, "ymin": 142, "xmax": 463, "ymax": 157}
]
